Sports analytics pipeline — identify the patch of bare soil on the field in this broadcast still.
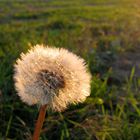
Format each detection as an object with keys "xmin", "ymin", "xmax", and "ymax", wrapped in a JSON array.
[{"xmin": 112, "ymin": 48, "xmax": 140, "ymax": 80}]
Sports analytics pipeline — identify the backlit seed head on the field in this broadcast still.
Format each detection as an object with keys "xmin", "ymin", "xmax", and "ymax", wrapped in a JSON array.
[{"xmin": 14, "ymin": 45, "xmax": 91, "ymax": 111}]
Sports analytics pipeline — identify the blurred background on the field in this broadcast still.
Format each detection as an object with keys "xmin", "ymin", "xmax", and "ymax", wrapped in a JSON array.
[{"xmin": 0, "ymin": 0, "xmax": 140, "ymax": 139}]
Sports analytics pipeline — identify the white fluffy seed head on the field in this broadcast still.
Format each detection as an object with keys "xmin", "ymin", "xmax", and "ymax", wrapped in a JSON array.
[{"xmin": 14, "ymin": 44, "xmax": 91, "ymax": 112}]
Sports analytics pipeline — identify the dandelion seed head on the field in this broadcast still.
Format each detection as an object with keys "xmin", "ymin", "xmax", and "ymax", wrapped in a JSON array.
[{"xmin": 14, "ymin": 45, "xmax": 91, "ymax": 111}]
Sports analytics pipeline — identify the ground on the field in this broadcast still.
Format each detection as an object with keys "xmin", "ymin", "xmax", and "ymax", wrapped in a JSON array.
[{"xmin": 0, "ymin": 0, "xmax": 140, "ymax": 139}]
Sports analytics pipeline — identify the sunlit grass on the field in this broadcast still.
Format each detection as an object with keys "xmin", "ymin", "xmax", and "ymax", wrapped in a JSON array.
[{"xmin": 0, "ymin": 0, "xmax": 140, "ymax": 139}]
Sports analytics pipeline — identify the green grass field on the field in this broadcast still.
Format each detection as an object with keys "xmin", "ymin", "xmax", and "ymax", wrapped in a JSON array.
[{"xmin": 0, "ymin": 0, "xmax": 140, "ymax": 139}]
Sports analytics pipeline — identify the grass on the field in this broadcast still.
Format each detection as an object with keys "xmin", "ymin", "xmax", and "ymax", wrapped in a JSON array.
[{"xmin": 0, "ymin": 0, "xmax": 140, "ymax": 139}]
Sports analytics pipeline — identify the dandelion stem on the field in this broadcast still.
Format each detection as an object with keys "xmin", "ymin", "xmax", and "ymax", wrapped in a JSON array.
[{"xmin": 33, "ymin": 104, "xmax": 47, "ymax": 140}]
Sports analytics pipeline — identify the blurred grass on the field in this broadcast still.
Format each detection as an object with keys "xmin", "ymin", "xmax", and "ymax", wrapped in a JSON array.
[{"xmin": 0, "ymin": 0, "xmax": 140, "ymax": 139}]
